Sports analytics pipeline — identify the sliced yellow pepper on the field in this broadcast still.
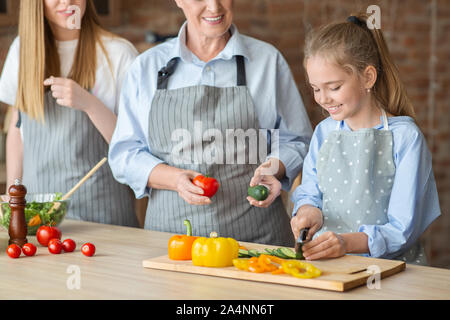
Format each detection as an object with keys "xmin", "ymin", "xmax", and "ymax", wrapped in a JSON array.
[
  {"xmin": 282, "ymin": 260, "xmax": 322, "ymax": 279},
  {"xmin": 231, "ymin": 254, "xmax": 321, "ymax": 278},
  {"xmin": 257, "ymin": 254, "xmax": 278, "ymax": 272},
  {"xmin": 28, "ymin": 214, "xmax": 41, "ymax": 227},
  {"xmin": 232, "ymin": 255, "xmax": 286, "ymax": 274},
  {"xmin": 271, "ymin": 266, "xmax": 285, "ymax": 275},
  {"xmin": 192, "ymin": 232, "xmax": 239, "ymax": 267},
  {"xmin": 232, "ymin": 258, "xmax": 250, "ymax": 271}
]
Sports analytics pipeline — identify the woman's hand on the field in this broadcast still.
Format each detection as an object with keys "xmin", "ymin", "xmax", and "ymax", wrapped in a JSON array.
[
  {"xmin": 175, "ymin": 170, "xmax": 212, "ymax": 206},
  {"xmin": 290, "ymin": 205, "xmax": 323, "ymax": 240},
  {"xmin": 43, "ymin": 76, "xmax": 118, "ymax": 143},
  {"xmin": 301, "ymin": 231, "xmax": 347, "ymax": 260},
  {"xmin": 44, "ymin": 76, "xmax": 93, "ymax": 112},
  {"xmin": 247, "ymin": 160, "xmax": 281, "ymax": 208}
]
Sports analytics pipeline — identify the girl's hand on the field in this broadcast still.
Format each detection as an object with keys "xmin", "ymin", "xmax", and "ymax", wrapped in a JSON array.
[
  {"xmin": 247, "ymin": 160, "xmax": 281, "ymax": 208},
  {"xmin": 175, "ymin": 170, "xmax": 212, "ymax": 206},
  {"xmin": 301, "ymin": 231, "xmax": 347, "ymax": 260},
  {"xmin": 290, "ymin": 205, "xmax": 323, "ymax": 240},
  {"xmin": 44, "ymin": 76, "xmax": 92, "ymax": 112}
]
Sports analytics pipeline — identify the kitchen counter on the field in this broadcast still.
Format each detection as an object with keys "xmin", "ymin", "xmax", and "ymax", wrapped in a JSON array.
[{"xmin": 1, "ymin": 219, "xmax": 449, "ymax": 300}]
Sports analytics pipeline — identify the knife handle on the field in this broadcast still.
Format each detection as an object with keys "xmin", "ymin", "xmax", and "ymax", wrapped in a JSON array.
[{"xmin": 299, "ymin": 228, "xmax": 310, "ymax": 242}]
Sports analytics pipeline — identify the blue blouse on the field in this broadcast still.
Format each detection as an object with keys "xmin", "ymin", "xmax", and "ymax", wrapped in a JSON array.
[
  {"xmin": 109, "ymin": 23, "xmax": 312, "ymax": 199},
  {"xmin": 291, "ymin": 115, "xmax": 441, "ymax": 259}
]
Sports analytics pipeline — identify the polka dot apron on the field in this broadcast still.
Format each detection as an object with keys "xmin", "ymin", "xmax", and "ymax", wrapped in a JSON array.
[{"xmin": 316, "ymin": 110, "xmax": 427, "ymax": 265}]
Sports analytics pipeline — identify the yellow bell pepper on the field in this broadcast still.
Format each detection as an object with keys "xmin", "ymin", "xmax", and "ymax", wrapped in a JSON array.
[{"xmin": 192, "ymin": 232, "xmax": 239, "ymax": 267}]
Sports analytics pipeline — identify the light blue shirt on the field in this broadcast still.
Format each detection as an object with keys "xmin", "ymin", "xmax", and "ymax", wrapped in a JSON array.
[
  {"xmin": 109, "ymin": 23, "xmax": 313, "ymax": 199},
  {"xmin": 291, "ymin": 115, "xmax": 441, "ymax": 259}
]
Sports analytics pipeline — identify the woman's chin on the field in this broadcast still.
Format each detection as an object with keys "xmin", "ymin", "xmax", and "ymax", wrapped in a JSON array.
[{"xmin": 200, "ymin": 20, "xmax": 232, "ymax": 37}]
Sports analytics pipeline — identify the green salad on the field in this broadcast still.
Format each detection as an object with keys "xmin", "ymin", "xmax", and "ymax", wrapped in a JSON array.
[{"xmin": 0, "ymin": 193, "xmax": 67, "ymax": 235}]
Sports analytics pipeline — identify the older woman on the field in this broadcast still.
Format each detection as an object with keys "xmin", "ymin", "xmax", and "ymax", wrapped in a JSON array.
[{"xmin": 109, "ymin": 0, "xmax": 312, "ymax": 246}]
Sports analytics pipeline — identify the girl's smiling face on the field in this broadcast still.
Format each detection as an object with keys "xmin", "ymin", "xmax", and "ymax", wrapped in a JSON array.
[{"xmin": 306, "ymin": 54, "xmax": 378, "ymax": 129}]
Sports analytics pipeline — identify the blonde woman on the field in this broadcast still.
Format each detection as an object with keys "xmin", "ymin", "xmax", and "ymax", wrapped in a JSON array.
[{"xmin": 0, "ymin": 0, "xmax": 139, "ymax": 226}]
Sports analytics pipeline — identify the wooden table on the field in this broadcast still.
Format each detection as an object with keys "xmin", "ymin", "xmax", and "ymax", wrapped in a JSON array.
[{"xmin": 1, "ymin": 219, "xmax": 449, "ymax": 300}]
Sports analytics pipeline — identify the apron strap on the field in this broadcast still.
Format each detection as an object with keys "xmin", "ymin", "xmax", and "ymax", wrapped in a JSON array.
[
  {"xmin": 157, "ymin": 55, "xmax": 247, "ymax": 90},
  {"xmin": 16, "ymin": 111, "xmax": 22, "ymax": 128},
  {"xmin": 236, "ymin": 55, "xmax": 246, "ymax": 86},
  {"xmin": 157, "ymin": 57, "xmax": 180, "ymax": 90}
]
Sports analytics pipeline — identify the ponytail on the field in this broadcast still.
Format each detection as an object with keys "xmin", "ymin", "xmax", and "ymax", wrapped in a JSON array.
[{"xmin": 361, "ymin": 14, "xmax": 416, "ymax": 120}]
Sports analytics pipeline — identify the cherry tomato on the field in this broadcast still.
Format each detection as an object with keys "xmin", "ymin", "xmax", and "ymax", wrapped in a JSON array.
[
  {"xmin": 81, "ymin": 243, "xmax": 95, "ymax": 257},
  {"xmin": 48, "ymin": 238, "xmax": 62, "ymax": 254},
  {"xmin": 193, "ymin": 175, "xmax": 220, "ymax": 198},
  {"xmin": 52, "ymin": 227, "xmax": 62, "ymax": 240},
  {"xmin": 6, "ymin": 244, "xmax": 21, "ymax": 259},
  {"xmin": 22, "ymin": 243, "xmax": 37, "ymax": 256},
  {"xmin": 36, "ymin": 225, "xmax": 62, "ymax": 246},
  {"xmin": 62, "ymin": 239, "xmax": 76, "ymax": 252}
]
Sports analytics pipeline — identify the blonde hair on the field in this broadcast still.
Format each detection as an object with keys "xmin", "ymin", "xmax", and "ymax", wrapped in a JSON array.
[
  {"xmin": 15, "ymin": 0, "xmax": 114, "ymax": 121},
  {"xmin": 304, "ymin": 13, "xmax": 416, "ymax": 120}
]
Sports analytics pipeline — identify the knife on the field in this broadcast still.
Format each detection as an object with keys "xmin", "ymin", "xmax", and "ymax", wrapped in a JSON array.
[{"xmin": 294, "ymin": 228, "xmax": 310, "ymax": 259}]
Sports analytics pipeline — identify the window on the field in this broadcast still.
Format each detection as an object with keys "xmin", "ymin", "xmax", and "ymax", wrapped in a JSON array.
[
  {"xmin": 0, "ymin": 0, "xmax": 19, "ymax": 27},
  {"xmin": 0, "ymin": 0, "xmax": 7, "ymax": 13},
  {"xmin": 93, "ymin": 0, "xmax": 121, "ymax": 27}
]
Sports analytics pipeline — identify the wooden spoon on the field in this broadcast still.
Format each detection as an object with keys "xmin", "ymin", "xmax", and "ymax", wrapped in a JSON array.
[{"xmin": 48, "ymin": 157, "xmax": 108, "ymax": 215}]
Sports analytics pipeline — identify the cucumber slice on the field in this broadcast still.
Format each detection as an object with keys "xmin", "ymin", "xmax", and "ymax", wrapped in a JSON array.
[
  {"xmin": 248, "ymin": 249, "xmax": 261, "ymax": 257},
  {"xmin": 264, "ymin": 248, "xmax": 275, "ymax": 255},
  {"xmin": 238, "ymin": 249, "xmax": 251, "ymax": 258},
  {"xmin": 279, "ymin": 247, "xmax": 297, "ymax": 259},
  {"xmin": 239, "ymin": 248, "xmax": 249, "ymax": 255},
  {"xmin": 275, "ymin": 248, "xmax": 290, "ymax": 259}
]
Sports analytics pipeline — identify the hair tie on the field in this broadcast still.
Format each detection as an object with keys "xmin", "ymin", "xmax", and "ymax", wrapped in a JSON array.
[{"xmin": 347, "ymin": 16, "xmax": 366, "ymax": 28}]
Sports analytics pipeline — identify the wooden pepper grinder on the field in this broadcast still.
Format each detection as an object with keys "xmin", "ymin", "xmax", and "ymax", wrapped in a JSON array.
[{"xmin": 8, "ymin": 179, "xmax": 28, "ymax": 247}]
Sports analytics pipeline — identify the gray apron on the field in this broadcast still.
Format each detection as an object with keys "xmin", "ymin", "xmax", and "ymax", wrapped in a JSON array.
[
  {"xmin": 145, "ymin": 56, "xmax": 294, "ymax": 246},
  {"xmin": 316, "ymin": 110, "xmax": 427, "ymax": 265},
  {"xmin": 19, "ymin": 91, "xmax": 138, "ymax": 227}
]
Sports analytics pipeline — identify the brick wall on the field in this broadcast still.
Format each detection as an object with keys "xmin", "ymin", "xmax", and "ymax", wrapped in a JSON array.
[{"xmin": 0, "ymin": 0, "xmax": 448, "ymax": 268}]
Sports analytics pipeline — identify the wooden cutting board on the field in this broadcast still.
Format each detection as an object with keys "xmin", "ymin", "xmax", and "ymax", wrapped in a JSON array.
[{"xmin": 142, "ymin": 244, "xmax": 406, "ymax": 292}]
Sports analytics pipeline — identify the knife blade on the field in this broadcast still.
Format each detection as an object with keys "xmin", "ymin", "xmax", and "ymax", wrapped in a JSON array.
[{"xmin": 294, "ymin": 228, "xmax": 310, "ymax": 259}]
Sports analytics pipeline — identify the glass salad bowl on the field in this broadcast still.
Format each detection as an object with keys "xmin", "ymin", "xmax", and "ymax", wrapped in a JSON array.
[{"xmin": 0, "ymin": 193, "xmax": 70, "ymax": 235}]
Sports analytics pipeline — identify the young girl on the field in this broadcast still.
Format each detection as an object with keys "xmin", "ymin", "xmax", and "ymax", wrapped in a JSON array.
[
  {"xmin": 290, "ymin": 14, "xmax": 441, "ymax": 265},
  {"xmin": 0, "ymin": 0, "xmax": 139, "ymax": 227}
]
